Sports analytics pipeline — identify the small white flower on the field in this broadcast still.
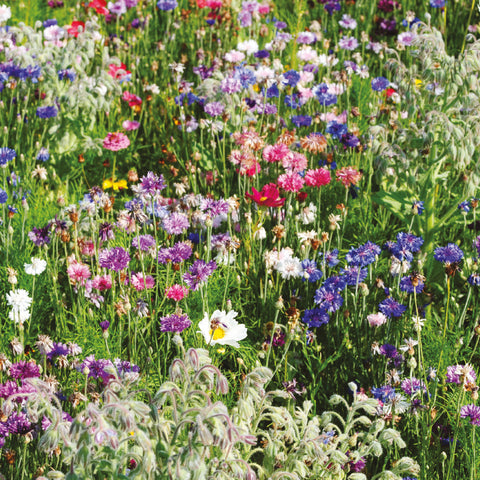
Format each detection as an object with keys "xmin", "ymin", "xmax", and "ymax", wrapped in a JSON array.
[
  {"xmin": 198, "ymin": 310, "xmax": 247, "ymax": 348},
  {"xmin": 24, "ymin": 257, "xmax": 47, "ymax": 275},
  {"xmin": 0, "ymin": 5, "xmax": 11, "ymax": 23},
  {"xmin": 6, "ymin": 289, "xmax": 32, "ymax": 311}
]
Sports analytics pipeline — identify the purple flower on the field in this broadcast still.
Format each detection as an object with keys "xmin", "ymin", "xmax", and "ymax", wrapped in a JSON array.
[
  {"xmin": 99, "ymin": 222, "xmax": 115, "ymax": 242},
  {"xmin": 163, "ymin": 212, "xmax": 190, "ymax": 235},
  {"xmin": 323, "ymin": 275, "xmax": 347, "ymax": 291},
  {"xmin": 0, "ymin": 147, "xmax": 16, "ymax": 165},
  {"xmin": 412, "ymin": 200, "xmax": 424, "ymax": 215},
  {"xmin": 114, "ymin": 358, "xmax": 140, "ymax": 375},
  {"xmin": 434, "ymin": 243, "xmax": 464, "ymax": 264},
  {"xmin": 9, "ymin": 361, "xmax": 41, "ymax": 379},
  {"xmin": 99, "ymin": 321, "xmax": 110, "ymax": 332},
  {"xmin": 346, "ymin": 241, "xmax": 381, "ymax": 266},
  {"xmin": 338, "ymin": 36, "xmax": 358, "ymax": 50},
  {"xmin": 28, "ymin": 224, "xmax": 51, "ymax": 246},
  {"xmin": 291, "ymin": 115, "xmax": 312, "ymax": 127},
  {"xmin": 160, "ymin": 313, "xmax": 191, "ymax": 333},
  {"xmin": 323, "ymin": 249, "xmax": 340, "ymax": 268},
  {"xmin": 204, "ymin": 101, "xmax": 225, "ymax": 117},
  {"xmin": 99, "ymin": 246, "xmax": 131, "ymax": 271},
  {"xmin": 169, "ymin": 241, "xmax": 193, "ymax": 262},
  {"xmin": 80, "ymin": 355, "xmax": 113, "ymax": 383},
  {"xmin": 326, "ymin": 120, "xmax": 348, "ymax": 140},
  {"xmin": 314, "ymin": 83, "xmax": 337, "ymax": 106},
  {"xmin": 379, "ymin": 343, "xmax": 398, "ymax": 358},
  {"xmin": 430, "ymin": 0, "xmax": 445, "ymax": 7},
  {"xmin": 379, "ymin": 297, "xmax": 407, "ymax": 318},
  {"xmin": 6, "ymin": 411, "xmax": 32, "ymax": 435},
  {"xmin": 183, "ymin": 260, "xmax": 217, "ymax": 291},
  {"xmin": 132, "ymin": 234, "xmax": 155, "ymax": 251},
  {"xmin": 47, "ymin": 342, "xmax": 70, "ymax": 360},
  {"xmin": 461, "ymin": 404, "xmax": 480, "ymax": 426},
  {"xmin": 157, "ymin": 0, "xmax": 178, "ymax": 10},
  {"xmin": 0, "ymin": 188, "xmax": 7, "ymax": 204},
  {"xmin": 401, "ymin": 377, "xmax": 426, "ymax": 396},
  {"xmin": 283, "ymin": 70, "xmax": 301, "ymax": 87},
  {"xmin": 303, "ymin": 307, "xmax": 329, "ymax": 327},
  {"xmin": 233, "ymin": 66, "xmax": 256, "ymax": 89},
  {"xmin": 301, "ymin": 259, "xmax": 323, "ymax": 283},
  {"xmin": 283, "ymin": 378, "xmax": 306, "ymax": 399},
  {"xmin": 136, "ymin": 171, "xmax": 166, "ymax": 195},
  {"xmin": 468, "ymin": 273, "xmax": 480, "ymax": 286},
  {"xmin": 36, "ymin": 106, "xmax": 58, "ymax": 118}
]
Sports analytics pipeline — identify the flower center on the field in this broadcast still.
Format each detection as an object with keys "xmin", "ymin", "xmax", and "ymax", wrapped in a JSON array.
[{"xmin": 210, "ymin": 327, "xmax": 226, "ymax": 340}]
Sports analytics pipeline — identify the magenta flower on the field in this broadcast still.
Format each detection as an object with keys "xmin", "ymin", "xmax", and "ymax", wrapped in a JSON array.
[
  {"xmin": 103, "ymin": 132, "xmax": 130, "ymax": 151},
  {"xmin": 99, "ymin": 247, "xmax": 131, "ymax": 271}
]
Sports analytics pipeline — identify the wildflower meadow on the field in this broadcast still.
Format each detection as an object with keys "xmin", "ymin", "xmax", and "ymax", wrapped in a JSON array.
[{"xmin": 1, "ymin": 0, "xmax": 480, "ymax": 478}]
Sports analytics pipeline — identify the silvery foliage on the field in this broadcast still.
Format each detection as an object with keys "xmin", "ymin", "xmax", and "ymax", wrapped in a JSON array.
[
  {"xmin": 370, "ymin": 17, "xmax": 480, "ymax": 197},
  {"xmin": 9, "ymin": 350, "xmax": 418, "ymax": 480},
  {"xmin": 5, "ymin": 18, "xmax": 122, "ymax": 154}
]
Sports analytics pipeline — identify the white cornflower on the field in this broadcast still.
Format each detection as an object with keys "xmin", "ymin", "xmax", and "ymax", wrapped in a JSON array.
[
  {"xmin": 276, "ymin": 256, "xmax": 303, "ymax": 280},
  {"xmin": 6, "ymin": 289, "xmax": 32, "ymax": 311},
  {"xmin": 198, "ymin": 310, "xmax": 247, "ymax": 348},
  {"xmin": 24, "ymin": 257, "xmax": 47, "ymax": 275},
  {"xmin": 0, "ymin": 5, "xmax": 11, "ymax": 23},
  {"xmin": 412, "ymin": 316, "xmax": 425, "ymax": 332}
]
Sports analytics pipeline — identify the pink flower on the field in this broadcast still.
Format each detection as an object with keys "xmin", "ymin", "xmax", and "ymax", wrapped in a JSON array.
[
  {"xmin": 122, "ymin": 91, "xmax": 142, "ymax": 108},
  {"xmin": 263, "ymin": 143, "xmax": 291, "ymax": 163},
  {"xmin": 122, "ymin": 120, "xmax": 140, "ymax": 131},
  {"xmin": 103, "ymin": 132, "xmax": 130, "ymax": 151},
  {"xmin": 277, "ymin": 172, "xmax": 305, "ymax": 193},
  {"xmin": 165, "ymin": 284, "xmax": 189, "ymax": 301},
  {"xmin": 92, "ymin": 275, "xmax": 113, "ymax": 291},
  {"xmin": 131, "ymin": 273, "xmax": 155, "ymax": 291},
  {"xmin": 258, "ymin": 3, "xmax": 270, "ymax": 14},
  {"xmin": 367, "ymin": 312, "xmax": 387, "ymax": 327},
  {"xmin": 282, "ymin": 152, "xmax": 308, "ymax": 172},
  {"xmin": 67, "ymin": 260, "xmax": 91, "ymax": 286},
  {"xmin": 336, "ymin": 166, "xmax": 362, "ymax": 187},
  {"xmin": 304, "ymin": 168, "xmax": 331, "ymax": 187},
  {"xmin": 81, "ymin": 240, "xmax": 95, "ymax": 257}
]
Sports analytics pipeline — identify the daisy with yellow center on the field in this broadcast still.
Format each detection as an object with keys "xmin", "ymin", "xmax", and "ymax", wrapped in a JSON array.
[{"xmin": 198, "ymin": 309, "xmax": 247, "ymax": 348}]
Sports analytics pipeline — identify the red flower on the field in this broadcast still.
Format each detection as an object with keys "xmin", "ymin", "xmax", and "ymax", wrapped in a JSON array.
[
  {"xmin": 108, "ymin": 62, "xmax": 131, "ymax": 81},
  {"xmin": 246, "ymin": 183, "xmax": 285, "ymax": 208},
  {"xmin": 385, "ymin": 87, "xmax": 396, "ymax": 98},
  {"xmin": 67, "ymin": 21, "xmax": 85, "ymax": 37},
  {"xmin": 87, "ymin": 0, "xmax": 109, "ymax": 15}
]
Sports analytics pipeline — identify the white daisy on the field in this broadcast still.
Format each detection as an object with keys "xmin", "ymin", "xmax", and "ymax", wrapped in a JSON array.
[{"xmin": 198, "ymin": 310, "xmax": 247, "ymax": 348}]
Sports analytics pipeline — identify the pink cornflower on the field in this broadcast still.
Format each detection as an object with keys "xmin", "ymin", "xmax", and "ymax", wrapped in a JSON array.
[
  {"xmin": 122, "ymin": 120, "xmax": 140, "ymax": 131},
  {"xmin": 367, "ymin": 312, "xmax": 387, "ymax": 327},
  {"xmin": 282, "ymin": 152, "xmax": 308, "ymax": 172},
  {"xmin": 263, "ymin": 143, "xmax": 291, "ymax": 163},
  {"xmin": 92, "ymin": 274, "xmax": 113, "ymax": 291},
  {"xmin": 67, "ymin": 260, "xmax": 91, "ymax": 286},
  {"xmin": 165, "ymin": 284, "xmax": 189, "ymax": 301},
  {"xmin": 103, "ymin": 132, "xmax": 130, "ymax": 151},
  {"xmin": 277, "ymin": 172, "xmax": 305, "ymax": 193},
  {"xmin": 304, "ymin": 168, "xmax": 331, "ymax": 187},
  {"xmin": 81, "ymin": 240, "xmax": 95, "ymax": 257},
  {"xmin": 131, "ymin": 273, "xmax": 155, "ymax": 291},
  {"xmin": 336, "ymin": 166, "xmax": 362, "ymax": 187}
]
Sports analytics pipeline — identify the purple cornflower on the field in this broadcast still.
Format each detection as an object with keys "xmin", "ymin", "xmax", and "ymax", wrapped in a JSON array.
[
  {"xmin": 430, "ymin": 0, "xmax": 445, "ymax": 7},
  {"xmin": 340, "ymin": 266, "xmax": 368, "ymax": 286},
  {"xmin": 468, "ymin": 273, "xmax": 480, "ymax": 286},
  {"xmin": 183, "ymin": 259, "xmax": 217, "ymax": 291},
  {"xmin": 0, "ymin": 147, "xmax": 16, "ymax": 165},
  {"xmin": 326, "ymin": 120, "xmax": 348, "ymax": 140},
  {"xmin": 160, "ymin": 313, "xmax": 191, "ymax": 333},
  {"xmin": 99, "ymin": 246, "xmax": 131, "ymax": 271},
  {"xmin": 80, "ymin": 355, "xmax": 113, "ymax": 383},
  {"xmin": 157, "ymin": 0, "xmax": 178, "ymax": 10},
  {"xmin": 314, "ymin": 83, "xmax": 337, "ymax": 106},
  {"xmin": 434, "ymin": 243, "xmax": 464, "ymax": 264},
  {"xmin": 233, "ymin": 66, "xmax": 257, "ymax": 89},
  {"xmin": 301, "ymin": 259, "xmax": 323, "ymax": 283},
  {"xmin": 397, "ymin": 232, "xmax": 424, "ymax": 253},
  {"xmin": 400, "ymin": 275, "xmax": 425, "ymax": 294},
  {"xmin": 314, "ymin": 286, "xmax": 343, "ymax": 312},
  {"xmin": 291, "ymin": 115, "xmax": 312, "ymax": 127},
  {"xmin": 401, "ymin": 377, "xmax": 426, "ymax": 396},
  {"xmin": 379, "ymin": 297, "xmax": 407, "ymax": 318},
  {"xmin": 28, "ymin": 224, "xmax": 51, "ymax": 246},
  {"xmin": 283, "ymin": 378, "xmax": 306, "ymax": 399},
  {"xmin": 341, "ymin": 133, "xmax": 360, "ymax": 148},
  {"xmin": 371, "ymin": 77, "xmax": 390, "ymax": 91},
  {"xmin": 36, "ymin": 106, "xmax": 58, "ymax": 118},
  {"xmin": 303, "ymin": 307, "xmax": 329, "ymax": 327},
  {"xmin": 99, "ymin": 222, "xmax": 115, "ymax": 241},
  {"xmin": 349, "ymin": 457, "xmax": 366, "ymax": 473},
  {"xmin": 221, "ymin": 77, "xmax": 242, "ymax": 94},
  {"xmin": 474, "ymin": 236, "xmax": 480, "ymax": 256},
  {"xmin": 461, "ymin": 404, "xmax": 480, "ymax": 426},
  {"xmin": 0, "ymin": 188, "xmax": 7, "ymax": 204},
  {"xmin": 163, "ymin": 212, "xmax": 190, "ymax": 235},
  {"xmin": 132, "ymin": 234, "xmax": 155, "ymax": 251},
  {"xmin": 283, "ymin": 70, "xmax": 301, "ymax": 87},
  {"xmin": 204, "ymin": 101, "xmax": 225, "ymax": 117},
  {"xmin": 114, "ymin": 358, "xmax": 140, "ymax": 376},
  {"xmin": 446, "ymin": 365, "xmax": 476, "ymax": 385},
  {"xmin": 9, "ymin": 361, "xmax": 41, "ymax": 379},
  {"xmin": 46, "ymin": 342, "xmax": 70, "ymax": 360},
  {"xmin": 379, "ymin": 343, "xmax": 398, "ymax": 358},
  {"xmin": 99, "ymin": 320, "xmax": 110, "ymax": 332},
  {"xmin": 134, "ymin": 171, "xmax": 166, "ymax": 196},
  {"xmin": 6, "ymin": 411, "xmax": 32, "ymax": 435},
  {"xmin": 169, "ymin": 241, "xmax": 193, "ymax": 262},
  {"xmin": 371, "ymin": 385, "xmax": 396, "ymax": 402},
  {"xmin": 338, "ymin": 36, "xmax": 359, "ymax": 50}
]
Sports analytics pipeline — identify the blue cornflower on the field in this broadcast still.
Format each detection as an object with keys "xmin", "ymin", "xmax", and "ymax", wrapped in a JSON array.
[
  {"xmin": 36, "ymin": 147, "xmax": 50, "ymax": 162},
  {"xmin": 323, "ymin": 249, "xmax": 340, "ymax": 268},
  {"xmin": 324, "ymin": 0, "xmax": 341, "ymax": 14},
  {"xmin": 58, "ymin": 69, "xmax": 76, "ymax": 82},
  {"xmin": 326, "ymin": 120, "xmax": 348, "ymax": 140},
  {"xmin": 400, "ymin": 275, "xmax": 425, "ymax": 294},
  {"xmin": 341, "ymin": 133, "xmax": 360, "ymax": 148},
  {"xmin": 291, "ymin": 115, "xmax": 312, "ymax": 127},
  {"xmin": 314, "ymin": 286, "xmax": 343, "ymax": 312},
  {"xmin": 36, "ymin": 106, "xmax": 58, "ymax": 118},
  {"xmin": 0, "ymin": 147, "xmax": 16, "ymax": 166},
  {"xmin": 371, "ymin": 76, "xmax": 390, "ymax": 91},
  {"xmin": 468, "ymin": 273, "xmax": 480, "ymax": 286},
  {"xmin": 0, "ymin": 188, "xmax": 7, "ymax": 204},
  {"xmin": 157, "ymin": 0, "xmax": 178, "ymax": 10},
  {"xmin": 301, "ymin": 259, "xmax": 323, "ymax": 283},
  {"xmin": 434, "ymin": 243, "xmax": 463, "ymax": 264},
  {"xmin": 43, "ymin": 19, "xmax": 58, "ymax": 27},
  {"xmin": 254, "ymin": 50, "xmax": 270, "ymax": 59},
  {"xmin": 340, "ymin": 266, "xmax": 368, "ymax": 286},
  {"xmin": 323, "ymin": 275, "xmax": 347, "ymax": 291},
  {"xmin": 412, "ymin": 200, "xmax": 424, "ymax": 215},
  {"xmin": 314, "ymin": 83, "xmax": 337, "ymax": 106},
  {"xmin": 284, "ymin": 94, "xmax": 300, "ymax": 109},
  {"xmin": 265, "ymin": 84, "xmax": 279, "ymax": 98},
  {"xmin": 430, "ymin": 0, "xmax": 445, "ymax": 7},
  {"xmin": 397, "ymin": 232, "xmax": 424, "ymax": 253},
  {"xmin": 346, "ymin": 241, "xmax": 381, "ymax": 267},
  {"xmin": 283, "ymin": 70, "xmax": 301, "ymax": 87},
  {"xmin": 233, "ymin": 66, "xmax": 256, "ymax": 89},
  {"xmin": 303, "ymin": 307, "xmax": 329, "ymax": 327},
  {"xmin": 458, "ymin": 200, "xmax": 471, "ymax": 213},
  {"xmin": 379, "ymin": 297, "xmax": 407, "ymax": 318},
  {"xmin": 371, "ymin": 385, "xmax": 396, "ymax": 402}
]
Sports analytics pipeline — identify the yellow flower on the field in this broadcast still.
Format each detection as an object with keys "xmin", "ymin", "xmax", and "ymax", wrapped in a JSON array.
[
  {"xmin": 414, "ymin": 79, "xmax": 423, "ymax": 89},
  {"xmin": 102, "ymin": 178, "xmax": 127, "ymax": 191}
]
